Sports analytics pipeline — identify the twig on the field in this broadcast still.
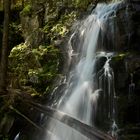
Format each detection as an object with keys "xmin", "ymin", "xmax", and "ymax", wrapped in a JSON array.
[{"xmin": 9, "ymin": 105, "xmax": 42, "ymax": 131}]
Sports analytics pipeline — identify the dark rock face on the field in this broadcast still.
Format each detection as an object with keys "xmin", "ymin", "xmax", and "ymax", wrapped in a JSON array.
[
  {"xmin": 108, "ymin": 1, "xmax": 140, "ymax": 139},
  {"xmin": 20, "ymin": 0, "xmax": 47, "ymax": 48}
]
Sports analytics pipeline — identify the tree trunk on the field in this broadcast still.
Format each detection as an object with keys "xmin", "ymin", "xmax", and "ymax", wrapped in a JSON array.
[
  {"xmin": 0, "ymin": 0, "xmax": 10, "ymax": 94},
  {"xmin": 22, "ymin": 0, "xmax": 24, "ymax": 8}
]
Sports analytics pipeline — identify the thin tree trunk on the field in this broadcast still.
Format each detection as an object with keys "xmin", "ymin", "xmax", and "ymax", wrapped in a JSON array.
[{"xmin": 0, "ymin": 0, "xmax": 10, "ymax": 94}]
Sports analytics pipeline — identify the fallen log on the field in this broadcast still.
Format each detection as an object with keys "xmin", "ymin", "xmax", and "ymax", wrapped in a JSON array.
[{"xmin": 26, "ymin": 101, "xmax": 114, "ymax": 140}]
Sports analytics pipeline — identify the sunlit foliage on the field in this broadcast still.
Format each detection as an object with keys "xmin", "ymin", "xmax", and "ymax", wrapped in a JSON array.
[{"xmin": 9, "ymin": 43, "xmax": 60, "ymax": 94}]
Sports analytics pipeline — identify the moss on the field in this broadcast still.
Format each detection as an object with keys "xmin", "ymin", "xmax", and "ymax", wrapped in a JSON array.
[{"xmin": 112, "ymin": 52, "xmax": 129, "ymax": 61}]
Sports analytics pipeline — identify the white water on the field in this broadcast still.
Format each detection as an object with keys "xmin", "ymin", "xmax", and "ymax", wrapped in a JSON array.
[{"xmin": 44, "ymin": 1, "xmax": 125, "ymax": 140}]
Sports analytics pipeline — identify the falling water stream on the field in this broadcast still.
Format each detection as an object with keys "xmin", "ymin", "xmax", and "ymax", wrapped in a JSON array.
[
  {"xmin": 42, "ymin": 1, "xmax": 126, "ymax": 140},
  {"xmin": 14, "ymin": 1, "xmax": 127, "ymax": 140}
]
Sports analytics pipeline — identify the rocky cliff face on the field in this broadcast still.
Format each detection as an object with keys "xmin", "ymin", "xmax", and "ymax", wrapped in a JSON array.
[
  {"xmin": 110, "ymin": 1, "xmax": 140, "ymax": 139},
  {"xmin": 20, "ymin": 0, "xmax": 46, "ymax": 47}
]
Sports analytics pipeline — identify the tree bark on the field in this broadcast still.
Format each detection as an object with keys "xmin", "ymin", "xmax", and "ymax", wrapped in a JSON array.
[{"xmin": 0, "ymin": 0, "xmax": 10, "ymax": 94}]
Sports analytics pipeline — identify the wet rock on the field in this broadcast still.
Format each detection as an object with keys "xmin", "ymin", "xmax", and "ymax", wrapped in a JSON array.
[
  {"xmin": 20, "ymin": 15, "xmax": 40, "ymax": 38},
  {"xmin": 111, "ymin": 53, "xmax": 140, "ymax": 139},
  {"xmin": 100, "ymin": 1, "xmax": 139, "ymax": 52},
  {"xmin": 25, "ymin": 29, "xmax": 45, "ymax": 48}
]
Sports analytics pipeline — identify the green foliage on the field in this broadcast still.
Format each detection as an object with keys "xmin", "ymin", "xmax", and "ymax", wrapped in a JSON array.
[
  {"xmin": 49, "ymin": 0, "xmax": 93, "ymax": 9},
  {"xmin": 51, "ymin": 11, "xmax": 77, "ymax": 35},
  {"xmin": 9, "ymin": 43, "xmax": 60, "ymax": 95},
  {"xmin": 73, "ymin": 0, "xmax": 92, "ymax": 9},
  {"xmin": 21, "ymin": 4, "xmax": 32, "ymax": 16},
  {"xmin": 9, "ymin": 22, "xmax": 23, "ymax": 49},
  {"xmin": 7, "ymin": 0, "xmax": 81, "ymax": 97},
  {"xmin": 55, "ymin": 0, "xmax": 93, "ymax": 9},
  {"xmin": 43, "ymin": 11, "xmax": 78, "ymax": 42}
]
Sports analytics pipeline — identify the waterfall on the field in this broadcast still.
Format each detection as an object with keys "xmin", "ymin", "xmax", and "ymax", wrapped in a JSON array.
[{"xmin": 43, "ymin": 1, "xmax": 125, "ymax": 140}]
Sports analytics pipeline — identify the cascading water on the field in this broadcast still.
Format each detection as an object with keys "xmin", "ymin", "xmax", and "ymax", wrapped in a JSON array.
[
  {"xmin": 43, "ymin": 1, "xmax": 126, "ymax": 140},
  {"xmin": 96, "ymin": 52, "xmax": 118, "ymax": 137}
]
